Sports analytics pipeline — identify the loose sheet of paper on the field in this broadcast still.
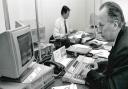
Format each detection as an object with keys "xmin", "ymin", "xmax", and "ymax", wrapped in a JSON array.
[
  {"xmin": 90, "ymin": 49, "xmax": 110, "ymax": 58},
  {"xmin": 52, "ymin": 83, "xmax": 77, "ymax": 89}
]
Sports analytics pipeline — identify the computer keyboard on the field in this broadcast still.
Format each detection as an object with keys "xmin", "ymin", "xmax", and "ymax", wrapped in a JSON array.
[{"xmin": 22, "ymin": 67, "xmax": 42, "ymax": 83}]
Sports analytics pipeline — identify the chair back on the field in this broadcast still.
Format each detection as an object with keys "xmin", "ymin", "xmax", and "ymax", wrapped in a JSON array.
[{"xmin": 49, "ymin": 35, "xmax": 55, "ymax": 43}]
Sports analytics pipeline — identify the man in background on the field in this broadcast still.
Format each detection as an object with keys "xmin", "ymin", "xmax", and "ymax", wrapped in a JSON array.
[{"xmin": 52, "ymin": 5, "xmax": 74, "ymax": 48}]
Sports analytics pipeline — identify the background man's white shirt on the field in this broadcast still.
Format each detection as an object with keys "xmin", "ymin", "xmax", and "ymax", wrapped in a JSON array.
[{"xmin": 53, "ymin": 17, "xmax": 72, "ymax": 38}]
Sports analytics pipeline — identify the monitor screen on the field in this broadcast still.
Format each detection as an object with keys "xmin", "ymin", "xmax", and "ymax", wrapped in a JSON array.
[{"xmin": 17, "ymin": 32, "xmax": 33, "ymax": 66}]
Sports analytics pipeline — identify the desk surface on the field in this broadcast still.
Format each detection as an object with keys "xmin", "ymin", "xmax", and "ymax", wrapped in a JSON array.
[
  {"xmin": 0, "ymin": 81, "xmax": 31, "ymax": 89},
  {"xmin": 46, "ymin": 36, "xmax": 112, "ymax": 89},
  {"xmin": 46, "ymin": 78, "xmax": 89, "ymax": 89}
]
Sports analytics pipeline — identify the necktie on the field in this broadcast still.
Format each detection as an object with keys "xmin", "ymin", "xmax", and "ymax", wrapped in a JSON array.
[{"xmin": 64, "ymin": 20, "xmax": 67, "ymax": 34}]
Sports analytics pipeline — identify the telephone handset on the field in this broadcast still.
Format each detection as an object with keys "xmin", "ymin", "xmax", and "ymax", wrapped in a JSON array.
[{"xmin": 43, "ymin": 61, "xmax": 66, "ymax": 78}]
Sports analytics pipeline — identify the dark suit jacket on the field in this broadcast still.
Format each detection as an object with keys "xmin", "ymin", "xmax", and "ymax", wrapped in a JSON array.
[{"xmin": 86, "ymin": 26, "xmax": 128, "ymax": 89}]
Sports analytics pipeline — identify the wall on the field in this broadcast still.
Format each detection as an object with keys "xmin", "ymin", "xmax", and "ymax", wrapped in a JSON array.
[
  {"xmin": 0, "ymin": 0, "xmax": 6, "ymax": 33},
  {"xmin": 7, "ymin": 0, "xmax": 20, "ymax": 29},
  {"xmin": 7, "ymin": 0, "xmax": 36, "ymax": 29},
  {"xmin": 6, "ymin": 0, "xmax": 101, "ymax": 42},
  {"xmin": 18, "ymin": 0, "xmax": 35, "ymax": 21},
  {"xmin": 37, "ymin": 0, "xmax": 87, "ymax": 42},
  {"xmin": 37, "ymin": 0, "xmax": 100, "ymax": 42}
]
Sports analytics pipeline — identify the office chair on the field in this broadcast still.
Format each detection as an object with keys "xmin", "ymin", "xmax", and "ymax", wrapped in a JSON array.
[{"xmin": 49, "ymin": 35, "xmax": 62, "ymax": 49}]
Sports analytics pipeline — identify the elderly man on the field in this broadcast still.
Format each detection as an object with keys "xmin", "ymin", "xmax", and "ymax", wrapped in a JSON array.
[{"xmin": 82, "ymin": 2, "xmax": 128, "ymax": 89}]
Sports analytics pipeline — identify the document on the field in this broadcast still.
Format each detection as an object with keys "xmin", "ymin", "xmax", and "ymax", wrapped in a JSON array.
[
  {"xmin": 72, "ymin": 44, "xmax": 90, "ymax": 49},
  {"xmin": 53, "ymin": 48, "xmax": 62, "ymax": 63},
  {"xmin": 52, "ymin": 83, "xmax": 77, "ymax": 89},
  {"xmin": 103, "ymin": 45, "xmax": 112, "ymax": 51},
  {"xmin": 53, "ymin": 46, "xmax": 73, "ymax": 67},
  {"xmin": 89, "ymin": 39, "xmax": 108, "ymax": 45}
]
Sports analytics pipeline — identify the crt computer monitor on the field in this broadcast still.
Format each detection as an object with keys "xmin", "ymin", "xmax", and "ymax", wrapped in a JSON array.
[{"xmin": 0, "ymin": 25, "xmax": 34, "ymax": 79}]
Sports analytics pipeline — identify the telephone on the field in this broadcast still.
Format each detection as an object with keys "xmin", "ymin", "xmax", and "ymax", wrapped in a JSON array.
[
  {"xmin": 43, "ymin": 61, "xmax": 66, "ymax": 78},
  {"xmin": 62, "ymin": 55, "xmax": 95, "ymax": 84}
]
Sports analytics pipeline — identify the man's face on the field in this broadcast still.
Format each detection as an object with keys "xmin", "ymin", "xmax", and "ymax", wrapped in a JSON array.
[
  {"xmin": 63, "ymin": 11, "xmax": 70, "ymax": 19},
  {"xmin": 98, "ymin": 7, "xmax": 119, "ymax": 42}
]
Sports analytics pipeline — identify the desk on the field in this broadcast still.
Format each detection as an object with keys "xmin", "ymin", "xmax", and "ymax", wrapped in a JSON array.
[
  {"xmin": 0, "ymin": 81, "xmax": 31, "ymax": 89},
  {"xmin": 46, "ymin": 35, "xmax": 112, "ymax": 89},
  {"xmin": 0, "ymin": 63, "xmax": 54, "ymax": 89},
  {"xmin": 46, "ymin": 78, "xmax": 89, "ymax": 89}
]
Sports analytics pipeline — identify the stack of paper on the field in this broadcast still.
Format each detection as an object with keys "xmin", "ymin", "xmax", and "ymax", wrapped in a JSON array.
[
  {"xmin": 72, "ymin": 44, "xmax": 90, "ymax": 49},
  {"xmin": 67, "ymin": 44, "xmax": 92, "ymax": 54}
]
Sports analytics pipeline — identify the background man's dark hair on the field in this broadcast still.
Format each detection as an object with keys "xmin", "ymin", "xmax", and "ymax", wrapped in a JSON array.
[
  {"xmin": 61, "ymin": 5, "xmax": 70, "ymax": 15},
  {"xmin": 100, "ymin": 2, "xmax": 125, "ymax": 27}
]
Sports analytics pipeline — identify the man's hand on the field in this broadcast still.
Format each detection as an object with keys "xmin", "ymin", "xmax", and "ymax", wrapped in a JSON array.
[
  {"xmin": 81, "ymin": 67, "xmax": 91, "ymax": 78},
  {"xmin": 90, "ymin": 62, "xmax": 98, "ymax": 70},
  {"xmin": 81, "ymin": 62, "xmax": 98, "ymax": 78}
]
